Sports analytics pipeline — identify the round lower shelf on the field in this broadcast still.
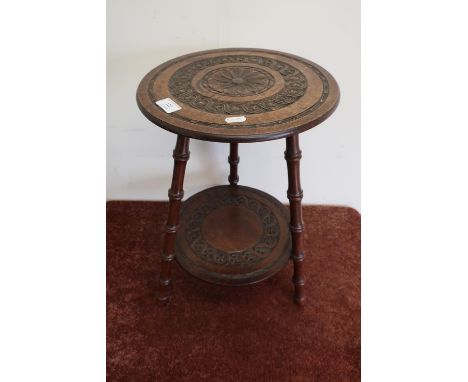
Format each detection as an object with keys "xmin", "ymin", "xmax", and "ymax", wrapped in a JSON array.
[{"xmin": 175, "ymin": 185, "xmax": 291, "ymax": 286}]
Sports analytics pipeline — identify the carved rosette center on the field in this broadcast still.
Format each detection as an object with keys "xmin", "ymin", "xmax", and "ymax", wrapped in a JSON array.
[{"xmin": 199, "ymin": 66, "xmax": 275, "ymax": 97}]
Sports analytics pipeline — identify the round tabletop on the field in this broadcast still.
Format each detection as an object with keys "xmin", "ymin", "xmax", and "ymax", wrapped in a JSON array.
[{"xmin": 137, "ymin": 48, "xmax": 340, "ymax": 143}]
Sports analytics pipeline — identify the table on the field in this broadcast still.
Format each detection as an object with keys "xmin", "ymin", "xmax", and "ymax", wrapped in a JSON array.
[{"xmin": 136, "ymin": 48, "xmax": 339, "ymax": 305}]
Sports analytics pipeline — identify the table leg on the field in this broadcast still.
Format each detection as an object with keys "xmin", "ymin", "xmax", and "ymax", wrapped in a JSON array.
[
  {"xmin": 285, "ymin": 134, "xmax": 305, "ymax": 305},
  {"xmin": 158, "ymin": 135, "xmax": 190, "ymax": 303},
  {"xmin": 228, "ymin": 142, "xmax": 239, "ymax": 185}
]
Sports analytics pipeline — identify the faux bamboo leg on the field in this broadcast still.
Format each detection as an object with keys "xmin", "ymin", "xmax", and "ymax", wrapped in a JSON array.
[
  {"xmin": 228, "ymin": 142, "xmax": 239, "ymax": 185},
  {"xmin": 285, "ymin": 134, "xmax": 305, "ymax": 305},
  {"xmin": 158, "ymin": 135, "xmax": 190, "ymax": 303}
]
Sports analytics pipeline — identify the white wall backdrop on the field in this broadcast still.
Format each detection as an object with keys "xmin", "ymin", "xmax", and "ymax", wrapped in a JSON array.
[{"xmin": 107, "ymin": 0, "xmax": 360, "ymax": 211}]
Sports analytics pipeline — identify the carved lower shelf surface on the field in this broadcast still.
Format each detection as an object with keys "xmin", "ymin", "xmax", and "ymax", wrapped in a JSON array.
[{"xmin": 175, "ymin": 185, "xmax": 291, "ymax": 286}]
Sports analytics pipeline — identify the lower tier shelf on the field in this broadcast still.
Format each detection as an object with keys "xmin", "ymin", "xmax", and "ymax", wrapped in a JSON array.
[{"xmin": 175, "ymin": 185, "xmax": 291, "ymax": 286}]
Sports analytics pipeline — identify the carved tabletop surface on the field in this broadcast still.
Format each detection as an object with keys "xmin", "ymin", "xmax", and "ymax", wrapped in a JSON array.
[{"xmin": 137, "ymin": 48, "xmax": 340, "ymax": 142}]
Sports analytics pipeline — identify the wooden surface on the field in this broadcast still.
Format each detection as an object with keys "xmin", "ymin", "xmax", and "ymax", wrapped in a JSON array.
[
  {"xmin": 137, "ymin": 48, "xmax": 340, "ymax": 142},
  {"xmin": 175, "ymin": 185, "xmax": 291, "ymax": 286}
]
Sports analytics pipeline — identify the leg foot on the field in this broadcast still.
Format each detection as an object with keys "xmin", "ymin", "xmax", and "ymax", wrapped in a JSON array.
[{"xmin": 292, "ymin": 254, "xmax": 305, "ymax": 306}]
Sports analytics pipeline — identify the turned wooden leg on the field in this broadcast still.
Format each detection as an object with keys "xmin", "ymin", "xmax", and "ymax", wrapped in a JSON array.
[
  {"xmin": 285, "ymin": 134, "xmax": 305, "ymax": 305},
  {"xmin": 228, "ymin": 142, "xmax": 239, "ymax": 185},
  {"xmin": 158, "ymin": 135, "xmax": 190, "ymax": 303}
]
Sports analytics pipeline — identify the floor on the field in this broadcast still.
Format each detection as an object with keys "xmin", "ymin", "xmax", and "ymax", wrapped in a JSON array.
[{"xmin": 107, "ymin": 201, "xmax": 361, "ymax": 381}]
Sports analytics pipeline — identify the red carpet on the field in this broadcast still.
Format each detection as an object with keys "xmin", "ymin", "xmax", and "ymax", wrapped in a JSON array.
[{"xmin": 107, "ymin": 201, "xmax": 361, "ymax": 381}]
